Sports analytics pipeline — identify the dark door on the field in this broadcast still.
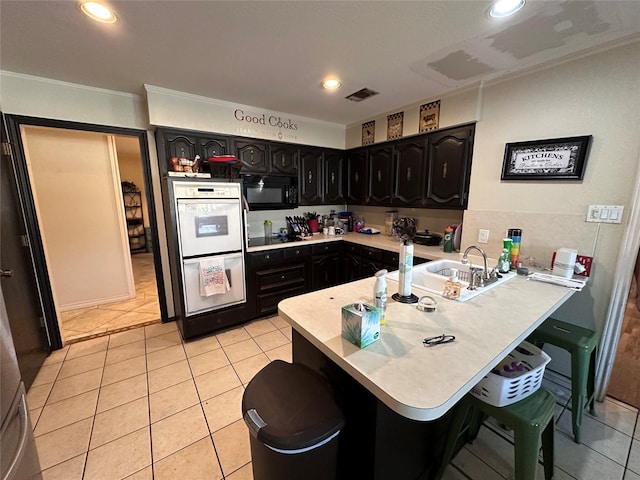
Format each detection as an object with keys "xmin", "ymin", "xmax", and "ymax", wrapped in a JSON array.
[
  {"xmin": 394, "ymin": 139, "xmax": 426, "ymax": 206},
  {"xmin": 323, "ymin": 150, "xmax": 344, "ymax": 204},
  {"xmin": 234, "ymin": 140, "xmax": 268, "ymax": 173},
  {"xmin": 299, "ymin": 148, "xmax": 323, "ymax": 205},
  {"xmin": 346, "ymin": 148, "xmax": 368, "ymax": 205},
  {"xmin": 269, "ymin": 144, "xmax": 298, "ymax": 175},
  {"xmin": 368, "ymin": 145, "xmax": 394, "ymax": 204},
  {"xmin": 1, "ymin": 116, "xmax": 49, "ymax": 390}
]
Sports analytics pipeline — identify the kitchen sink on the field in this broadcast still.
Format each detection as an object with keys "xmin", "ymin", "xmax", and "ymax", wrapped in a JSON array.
[{"xmin": 387, "ymin": 259, "xmax": 516, "ymax": 302}]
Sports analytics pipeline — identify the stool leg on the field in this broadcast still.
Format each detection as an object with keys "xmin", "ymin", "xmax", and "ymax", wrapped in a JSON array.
[
  {"xmin": 571, "ymin": 348, "xmax": 591, "ymax": 443},
  {"xmin": 513, "ymin": 427, "xmax": 541, "ymax": 480},
  {"xmin": 435, "ymin": 402, "xmax": 472, "ymax": 480},
  {"xmin": 541, "ymin": 416, "xmax": 555, "ymax": 480},
  {"xmin": 587, "ymin": 346, "xmax": 597, "ymax": 413}
]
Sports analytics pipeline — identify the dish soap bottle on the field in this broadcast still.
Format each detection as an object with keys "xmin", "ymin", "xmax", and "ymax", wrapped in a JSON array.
[
  {"xmin": 374, "ymin": 269, "xmax": 388, "ymax": 324},
  {"xmin": 498, "ymin": 248, "xmax": 511, "ymax": 273},
  {"xmin": 442, "ymin": 268, "xmax": 461, "ymax": 300}
]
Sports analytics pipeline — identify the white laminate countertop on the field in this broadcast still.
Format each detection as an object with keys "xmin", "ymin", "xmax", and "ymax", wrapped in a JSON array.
[{"xmin": 278, "ymin": 273, "xmax": 576, "ymax": 422}]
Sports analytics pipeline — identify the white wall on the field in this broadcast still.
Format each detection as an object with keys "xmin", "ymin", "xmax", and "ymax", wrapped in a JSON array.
[{"xmin": 21, "ymin": 126, "xmax": 135, "ymax": 310}]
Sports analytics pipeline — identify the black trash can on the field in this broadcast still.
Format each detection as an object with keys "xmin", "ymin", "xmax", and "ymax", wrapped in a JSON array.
[{"xmin": 242, "ymin": 360, "xmax": 345, "ymax": 480}]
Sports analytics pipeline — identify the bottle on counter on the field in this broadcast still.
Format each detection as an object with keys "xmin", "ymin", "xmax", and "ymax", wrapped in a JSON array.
[
  {"xmin": 498, "ymin": 249, "xmax": 511, "ymax": 273},
  {"xmin": 264, "ymin": 220, "xmax": 272, "ymax": 238},
  {"xmin": 443, "ymin": 226, "xmax": 454, "ymax": 253},
  {"xmin": 374, "ymin": 269, "xmax": 388, "ymax": 325},
  {"xmin": 442, "ymin": 268, "xmax": 461, "ymax": 300}
]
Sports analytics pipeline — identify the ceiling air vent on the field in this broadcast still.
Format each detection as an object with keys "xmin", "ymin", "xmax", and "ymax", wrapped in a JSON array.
[{"xmin": 345, "ymin": 88, "xmax": 379, "ymax": 102}]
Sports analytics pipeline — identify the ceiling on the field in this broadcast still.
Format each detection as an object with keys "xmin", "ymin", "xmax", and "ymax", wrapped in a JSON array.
[{"xmin": 1, "ymin": 1, "xmax": 639, "ymax": 126}]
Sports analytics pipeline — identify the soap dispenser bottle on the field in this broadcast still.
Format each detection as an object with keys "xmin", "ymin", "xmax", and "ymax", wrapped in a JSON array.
[{"xmin": 442, "ymin": 268, "xmax": 461, "ymax": 300}]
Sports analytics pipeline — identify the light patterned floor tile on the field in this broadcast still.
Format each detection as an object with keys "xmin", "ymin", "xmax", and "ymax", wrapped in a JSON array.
[
  {"xmin": 555, "ymin": 428, "xmax": 626, "ymax": 480},
  {"xmin": 148, "ymin": 359, "xmax": 193, "ymax": 394},
  {"xmin": 101, "ymin": 354, "xmax": 147, "ymax": 386},
  {"xmin": 35, "ymin": 389, "xmax": 99, "ymax": 436},
  {"xmin": 188, "ymin": 348, "xmax": 230, "ymax": 377},
  {"xmin": 183, "ymin": 334, "xmax": 221, "ymax": 358},
  {"xmin": 96, "ymin": 373, "xmax": 148, "ymax": 413},
  {"xmin": 57, "ymin": 350, "xmax": 106, "ymax": 379},
  {"xmin": 108, "ymin": 327, "xmax": 145, "ymax": 349},
  {"xmin": 449, "ymin": 446, "xmax": 505, "ymax": 480},
  {"xmin": 65, "ymin": 336, "xmax": 109, "ymax": 360},
  {"xmin": 252, "ymin": 329, "xmax": 289, "ymax": 352},
  {"xmin": 26, "ymin": 382, "xmax": 54, "ymax": 410},
  {"xmin": 29, "ymin": 407, "xmax": 43, "ymax": 429},
  {"xmin": 145, "ymin": 321, "xmax": 177, "ymax": 339},
  {"xmin": 90, "ymin": 397, "xmax": 150, "ymax": 449},
  {"xmin": 31, "ymin": 362, "xmax": 63, "ymax": 387},
  {"xmin": 629, "ymin": 439, "xmax": 640, "ymax": 475},
  {"xmin": 625, "ymin": 470, "xmax": 640, "ymax": 480},
  {"xmin": 585, "ymin": 397, "xmax": 639, "ymax": 437},
  {"xmin": 145, "ymin": 330, "xmax": 182, "ymax": 353},
  {"xmin": 232, "ymin": 353, "xmax": 270, "ymax": 385},
  {"xmin": 146, "ymin": 344, "xmax": 186, "ymax": 371},
  {"xmin": 123, "ymin": 465, "xmax": 153, "ymax": 479},
  {"xmin": 41, "ymin": 346, "xmax": 69, "ymax": 367},
  {"xmin": 40, "ymin": 453, "xmax": 86, "ymax": 480},
  {"xmin": 103, "ymin": 311, "xmax": 160, "ymax": 331},
  {"xmin": 149, "ymin": 379, "xmax": 200, "ymax": 423},
  {"xmin": 153, "ymin": 437, "xmax": 223, "ymax": 480},
  {"xmin": 35, "ymin": 418, "xmax": 93, "ymax": 470},
  {"xmin": 223, "ymin": 339, "xmax": 261, "ymax": 363},
  {"xmin": 225, "ymin": 463, "xmax": 254, "ymax": 480},
  {"xmin": 267, "ymin": 315, "xmax": 289, "ymax": 330},
  {"xmin": 280, "ymin": 326, "xmax": 292, "ymax": 340},
  {"xmin": 216, "ymin": 327, "xmax": 250, "ymax": 347},
  {"xmin": 195, "ymin": 365, "xmax": 242, "ymax": 401},
  {"xmin": 264, "ymin": 344, "xmax": 292, "ymax": 363},
  {"xmin": 244, "ymin": 319, "xmax": 277, "ymax": 338},
  {"xmin": 202, "ymin": 386, "xmax": 244, "ymax": 433},
  {"xmin": 105, "ymin": 340, "xmax": 146, "ymax": 365},
  {"xmin": 84, "ymin": 427, "xmax": 151, "ymax": 480},
  {"xmin": 151, "ymin": 404, "xmax": 209, "ymax": 462},
  {"xmin": 212, "ymin": 419, "xmax": 252, "ymax": 477},
  {"xmin": 47, "ymin": 368, "xmax": 102, "ymax": 404}
]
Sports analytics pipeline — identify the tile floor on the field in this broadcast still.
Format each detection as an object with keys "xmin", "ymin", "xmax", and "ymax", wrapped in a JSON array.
[
  {"xmin": 27, "ymin": 316, "xmax": 640, "ymax": 480},
  {"xmin": 59, "ymin": 253, "xmax": 161, "ymax": 344}
]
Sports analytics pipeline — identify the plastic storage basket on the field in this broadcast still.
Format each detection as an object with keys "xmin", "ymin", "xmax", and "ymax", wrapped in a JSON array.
[{"xmin": 470, "ymin": 341, "xmax": 551, "ymax": 407}]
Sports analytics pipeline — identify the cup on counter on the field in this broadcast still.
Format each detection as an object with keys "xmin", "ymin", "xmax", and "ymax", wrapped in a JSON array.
[
  {"xmin": 328, "ymin": 226, "xmax": 335, "ymax": 235},
  {"xmin": 323, "ymin": 227, "xmax": 329, "ymax": 235}
]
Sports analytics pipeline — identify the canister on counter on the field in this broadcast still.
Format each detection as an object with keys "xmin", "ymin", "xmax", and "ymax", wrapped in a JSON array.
[
  {"xmin": 384, "ymin": 211, "xmax": 398, "ymax": 236},
  {"xmin": 508, "ymin": 228, "xmax": 522, "ymax": 269}
]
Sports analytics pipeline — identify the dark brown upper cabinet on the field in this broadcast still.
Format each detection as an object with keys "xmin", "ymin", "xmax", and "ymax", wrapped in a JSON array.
[
  {"xmin": 368, "ymin": 145, "xmax": 394, "ymax": 205},
  {"xmin": 200, "ymin": 136, "xmax": 229, "ymax": 159},
  {"xmin": 346, "ymin": 148, "xmax": 368, "ymax": 205},
  {"xmin": 425, "ymin": 124, "xmax": 475, "ymax": 208},
  {"xmin": 269, "ymin": 144, "xmax": 298, "ymax": 175},
  {"xmin": 299, "ymin": 147, "xmax": 323, "ymax": 205},
  {"xmin": 166, "ymin": 133, "xmax": 198, "ymax": 162},
  {"xmin": 393, "ymin": 138, "xmax": 426, "ymax": 207},
  {"xmin": 234, "ymin": 140, "xmax": 268, "ymax": 173},
  {"xmin": 323, "ymin": 149, "xmax": 344, "ymax": 204}
]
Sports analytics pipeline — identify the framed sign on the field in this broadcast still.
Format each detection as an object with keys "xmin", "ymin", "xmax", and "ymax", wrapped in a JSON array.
[
  {"xmin": 362, "ymin": 121, "xmax": 375, "ymax": 145},
  {"xmin": 501, "ymin": 135, "xmax": 592, "ymax": 180},
  {"xmin": 419, "ymin": 100, "xmax": 440, "ymax": 132},
  {"xmin": 387, "ymin": 112, "xmax": 404, "ymax": 140}
]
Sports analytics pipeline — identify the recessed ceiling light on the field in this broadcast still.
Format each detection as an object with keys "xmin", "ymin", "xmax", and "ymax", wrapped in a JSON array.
[
  {"xmin": 80, "ymin": 2, "xmax": 117, "ymax": 23},
  {"xmin": 489, "ymin": 0, "xmax": 525, "ymax": 18},
  {"xmin": 322, "ymin": 78, "xmax": 341, "ymax": 90}
]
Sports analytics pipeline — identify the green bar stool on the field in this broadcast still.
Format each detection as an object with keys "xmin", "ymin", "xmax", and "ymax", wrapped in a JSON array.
[
  {"xmin": 436, "ymin": 388, "xmax": 556, "ymax": 480},
  {"xmin": 526, "ymin": 317, "xmax": 598, "ymax": 443}
]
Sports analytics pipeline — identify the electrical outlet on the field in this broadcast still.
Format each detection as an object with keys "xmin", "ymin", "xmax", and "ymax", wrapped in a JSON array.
[{"xmin": 478, "ymin": 229, "xmax": 490, "ymax": 244}]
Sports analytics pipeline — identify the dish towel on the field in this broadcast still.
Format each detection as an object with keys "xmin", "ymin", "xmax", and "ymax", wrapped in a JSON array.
[{"xmin": 199, "ymin": 258, "xmax": 231, "ymax": 297}]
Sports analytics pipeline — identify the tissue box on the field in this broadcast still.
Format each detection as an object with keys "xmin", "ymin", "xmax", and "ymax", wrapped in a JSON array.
[{"xmin": 341, "ymin": 303, "xmax": 380, "ymax": 348}]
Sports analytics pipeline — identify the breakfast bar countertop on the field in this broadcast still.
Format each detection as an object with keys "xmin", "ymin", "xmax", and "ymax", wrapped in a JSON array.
[{"xmin": 278, "ymin": 273, "xmax": 576, "ymax": 422}]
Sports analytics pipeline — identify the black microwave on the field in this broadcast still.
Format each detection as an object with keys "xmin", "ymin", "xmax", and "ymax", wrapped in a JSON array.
[{"xmin": 242, "ymin": 174, "xmax": 298, "ymax": 210}]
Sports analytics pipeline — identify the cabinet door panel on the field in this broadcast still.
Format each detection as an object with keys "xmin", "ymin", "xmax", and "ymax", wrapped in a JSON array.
[
  {"xmin": 346, "ymin": 149, "xmax": 368, "ymax": 205},
  {"xmin": 323, "ymin": 150, "xmax": 344, "ymax": 204},
  {"xmin": 394, "ymin": 139, "xmax": 426, "ymax": 206},
  {"xmin": 235, "ymin": 140, "xmax": 267, "ymax": 173},
  {"xmin": 270, "ymin": 144, "xmax": 298, "ymax": 175},
  {"xmin": 425, "ymin": 126, "xmax": 474, "ymax": 208},
  {"xmin": 167, "ymin": 134, "xmax": 198, "ymax": 161},
  {"xmin": 311, "ymin": 254, "xmax": 341, "ymax": 290},
  {"xmin": 368, "ymin": 145, "xmax": 394, "ymax": 205},
  {"xmin": 200, "ymin": 136, "xmax": 229, "ymax": 159},
  {"xmin": 299, "ymin": 148, "xmax": 323, "ymax": 205}
]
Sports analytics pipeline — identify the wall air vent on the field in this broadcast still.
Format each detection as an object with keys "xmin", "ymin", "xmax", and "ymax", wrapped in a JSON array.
[{"xmin": 345, "ymin": 88, "xmax": 379, "ymax": 102}]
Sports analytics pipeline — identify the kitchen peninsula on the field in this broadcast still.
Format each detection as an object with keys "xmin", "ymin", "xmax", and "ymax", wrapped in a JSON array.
[{"xmin": 278, "ymin": 268, "xmax": 576, "ymax": 479}]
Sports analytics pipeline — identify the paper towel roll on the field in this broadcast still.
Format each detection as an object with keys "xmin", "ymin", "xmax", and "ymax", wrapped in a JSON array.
[
  {"xmin": 398, "ymin": 243, "xmax": 414, "ymax": 297},
  {"xmin": 552, "ymin": 248, "xmax": 578, "ymax": 279}
]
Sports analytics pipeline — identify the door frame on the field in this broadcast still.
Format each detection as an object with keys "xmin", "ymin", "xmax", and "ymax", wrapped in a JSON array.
[{"xmin": 4, "ymin": 114, "xmax": 168, "ymax": 349}]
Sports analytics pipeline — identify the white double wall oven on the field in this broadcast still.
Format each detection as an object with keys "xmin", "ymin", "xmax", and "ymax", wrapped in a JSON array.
[{"xmin": 170, "ymin": 180, "xmax": 246, "ymax": 317}]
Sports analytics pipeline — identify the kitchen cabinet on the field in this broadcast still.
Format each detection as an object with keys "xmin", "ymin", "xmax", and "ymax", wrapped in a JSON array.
[
  {"xmin": 342, "ymin": 243, "xmax": 361, "ymax": 282},
  {"xmin": 323, "ymin": 149, "xmax": 344, "ymax": 204},
  {"xmin": 200, "ymin": 135, "xmax": 229, "ymax": 159},
  {"xmin": 299, "ymin": 147, "xmax": 323, "ymax": 205},
  {"xmin": 122, "ymin": 184, "xmax": 146, "ymax": 253},
  {"xmin": 345, "ymin": 148, "xmax": 368, "ymax": 205},
  {"xmin": 165, "ymin": 132, "xmax": 198, "ymax": 163},
  {"xmin": 425, "ymin": 124, "xmax": 475, "ymax": 208},
  {"xmin": 269, "ymin": 144, "xmax": 298, "ymax": 175},
  {"xmin": 368, "ymin": 145, "xmax": 394, "ymax": 205},
  {"xmin": 234, "ymin": 139, "xmax": 268, "ymax": 173},
  {"xmin": 394, "ymin": 138, "xmax": 426, "ymax": 207},
  {"xmin": 311, "ymin": 243, "xmax": 341, "ymax": 291}
]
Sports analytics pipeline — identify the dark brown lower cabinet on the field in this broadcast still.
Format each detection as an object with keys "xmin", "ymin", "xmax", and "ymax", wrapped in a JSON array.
[{"xmin": 311, "ymin": 243, "xmax": 342, "ymax": 291}]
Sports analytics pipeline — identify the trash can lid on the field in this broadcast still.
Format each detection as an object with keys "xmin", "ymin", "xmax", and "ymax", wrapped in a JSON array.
[{"xmin": 242, "ymin": 360, "xmax": 345, "ymax": 451}]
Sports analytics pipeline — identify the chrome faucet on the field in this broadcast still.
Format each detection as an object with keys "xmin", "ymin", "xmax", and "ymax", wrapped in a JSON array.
[{"xmin": 461, "ymin": 245, "xmax": 491, "ymax": 287}]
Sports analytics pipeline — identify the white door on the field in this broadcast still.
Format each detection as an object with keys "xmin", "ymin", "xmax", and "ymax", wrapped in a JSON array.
[
  {"xmin": 176, "ymin": 199, "xmax": 243, "ymax": 257},
  {"xmin": 182, "ymin": 253, "xmax": 246, "ymax": 316}
]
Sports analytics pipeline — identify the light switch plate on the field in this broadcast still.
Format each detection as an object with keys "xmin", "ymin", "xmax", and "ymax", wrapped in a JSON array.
[
  {"xmin": 478, "ymin": 229, "xmax": 489, "ymax": 244},
  {"xmin": 586, "ymin": 205, "xmax": 624, "ymax": 224}
]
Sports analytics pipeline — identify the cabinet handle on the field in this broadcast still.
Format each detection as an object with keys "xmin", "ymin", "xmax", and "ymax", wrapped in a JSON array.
[
  {"xmin": 407, "ymin": 167, "xmax": 412, "ymax": 181},
  {"xmin": 265, "ymin": 254, "xmax": 270, "ymax": 260},
  {"xmin": 281, "ymin": 275, "xmax": 285, "ymax": 280},
  {"xmin": 281, "ymin": 154, "xmax": 285, "ymax": 166},
  {"xmin": 308, "ymin": 170, "xmax": 313, "ymax": 183},
  {"xmin": 355, "ymin": 172, "xmax": 359, "ymax": 183},
  {"xmin": 249, "ymin": 149, "xmax": 255, "ymax": 165},
  {"xmin": 331, "ymin": 172, "xmax": 335, "ymax": 184},
  {"xmin": 443, "ymin": 162, "xmax": 447, "ymax": 179},
  {"xmin": 377, "ymin": 170, "xmax": 382, "ymax": 182}
]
